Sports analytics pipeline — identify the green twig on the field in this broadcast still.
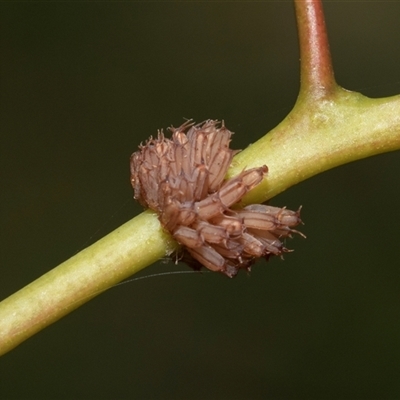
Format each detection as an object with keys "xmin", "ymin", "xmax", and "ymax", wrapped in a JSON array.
[{"xmin": 1, "ymin": 0, "xmax": 399, "ymax": 356}]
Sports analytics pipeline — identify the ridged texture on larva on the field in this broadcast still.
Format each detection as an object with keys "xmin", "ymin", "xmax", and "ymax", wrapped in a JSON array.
[{"xmin": 130, "ymin": 120, "xmax": 303, "ymax": 277}]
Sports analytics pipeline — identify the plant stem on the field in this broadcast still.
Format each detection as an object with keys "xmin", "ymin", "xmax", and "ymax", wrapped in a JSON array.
[
  {"xmin": 294, "ymin": 0, "xmax": 337, "ymax": 99},
  {"xmin": 229, "ymin": 91, "xmax": 400, "ymax": 205},
  {"xmin": 0, "ymin": 211, "xmax": 177, "ymax": 356},
  {"xmin": 1, "ymin": 0, "xmax": 399, "ymax": 356}
]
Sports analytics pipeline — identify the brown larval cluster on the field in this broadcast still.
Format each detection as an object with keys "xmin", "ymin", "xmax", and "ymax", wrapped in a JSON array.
[{"xmin": 130, "ymin": 120, "xmax": 303, "ymax": 277}]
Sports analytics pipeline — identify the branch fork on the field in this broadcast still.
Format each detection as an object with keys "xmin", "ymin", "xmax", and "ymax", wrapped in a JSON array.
[{"xmin": 1, "ymin": 0, "xmax": 399, "ymax": 356}]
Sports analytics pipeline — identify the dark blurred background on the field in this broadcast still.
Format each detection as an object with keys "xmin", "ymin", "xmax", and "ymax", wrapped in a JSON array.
[{"xmin": 1, "ymin": 1, "xmax": 400, "ymax": 399}]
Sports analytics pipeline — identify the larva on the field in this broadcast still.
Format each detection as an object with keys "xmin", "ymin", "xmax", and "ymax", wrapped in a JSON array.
[{"xmin": 130, "ymin": 120, "xmax": 303, "ymax": 277}]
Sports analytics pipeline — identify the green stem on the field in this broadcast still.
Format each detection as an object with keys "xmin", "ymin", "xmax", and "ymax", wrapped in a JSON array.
[
  {"xmin": 0, "ymin": 211, "xmax": 177, "ymax": 356},
  {"xmin": 1, "ymin": 0, "xmax": 399, "ymax": 356},
  {"xmin": 230, "ymin": 90, "xmax": 400, "ymax": 204},
  {"xmin": 1, "ymin": 90, "xmax": 399, "ymax": 356}
]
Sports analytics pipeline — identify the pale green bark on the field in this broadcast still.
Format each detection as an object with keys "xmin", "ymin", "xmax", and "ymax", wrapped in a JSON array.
[
  {"xmin": 1, "ymin": 0, "xmax": 399, "ymax": 357},
  {"xmin": 0, "ymin": 211, "xmax": 177, "ymax": 355},
  {"xmin": 1, "ymin": 88, "xmax": 399, "ymax": 356}
]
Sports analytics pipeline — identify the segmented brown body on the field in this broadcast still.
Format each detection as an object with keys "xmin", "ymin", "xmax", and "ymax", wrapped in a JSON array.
[{"xmin": 130, "ymin": 120, "xmax": 303, "ymax": 277}]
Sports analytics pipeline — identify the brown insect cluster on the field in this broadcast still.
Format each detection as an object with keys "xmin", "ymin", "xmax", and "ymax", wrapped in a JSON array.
[{"xmin": 130, "ymin": 120, "xmax": 302, "ymax": 277}]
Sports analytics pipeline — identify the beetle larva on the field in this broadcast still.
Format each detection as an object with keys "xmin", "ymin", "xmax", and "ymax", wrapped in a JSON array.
[{"xmin": 130, "ymin": 120, "xmax": 303, "ymax": 277}]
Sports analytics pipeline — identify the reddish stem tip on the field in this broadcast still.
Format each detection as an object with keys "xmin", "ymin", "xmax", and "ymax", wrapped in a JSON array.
[{"xmin": 294, "ymin": 0, "xmax": 337, "ymax": 99}]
